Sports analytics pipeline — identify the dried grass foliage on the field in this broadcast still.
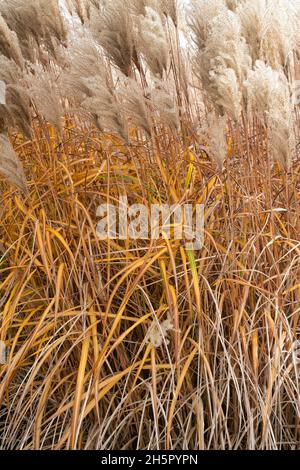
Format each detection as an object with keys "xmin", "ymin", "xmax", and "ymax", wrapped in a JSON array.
[{"xmin": 0, "ymin": 0, "xmax": 300, "ymax": 451}]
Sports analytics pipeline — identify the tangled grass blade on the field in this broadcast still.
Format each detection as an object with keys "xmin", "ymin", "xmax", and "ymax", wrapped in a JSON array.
[{"xmin": 0, "ymin": 0, "xmax": 300, "ymax": 451}]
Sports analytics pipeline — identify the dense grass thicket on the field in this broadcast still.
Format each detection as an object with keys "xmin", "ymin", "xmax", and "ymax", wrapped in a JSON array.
[{"xmin": 1, "ymin": 0, "xmax": 300, "ymax": 450}]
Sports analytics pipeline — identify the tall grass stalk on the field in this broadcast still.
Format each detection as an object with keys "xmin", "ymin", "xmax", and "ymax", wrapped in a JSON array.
[{"xmin": 0, "ymin": 0, "xmax": 300, "ymax": 450}]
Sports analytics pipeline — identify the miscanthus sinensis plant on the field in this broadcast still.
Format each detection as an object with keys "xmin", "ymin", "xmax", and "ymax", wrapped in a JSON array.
[{"xmin": 0, "ymin": 0, "xmax": 300, "ymax": 451}]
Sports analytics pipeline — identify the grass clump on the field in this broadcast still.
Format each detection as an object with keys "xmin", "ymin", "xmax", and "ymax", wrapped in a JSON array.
[{"xmin": 0, "ymin": 0, "xmax": 300, "ymax": 450}]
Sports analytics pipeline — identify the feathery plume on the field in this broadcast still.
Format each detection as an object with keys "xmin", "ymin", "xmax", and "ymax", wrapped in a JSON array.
[
  {"xmin": 0, "ymin": 0, "xmax": 67, "ymax": 61},
  {"xmin": 138, "ymin": 7, "xmax": 169, "ymax": 77},
  {"xmin": 0, "ymin": 56, "xmax": 31, "ymax": 138},
  {"xmin": 244, "ymin": 60, "xmax": 295, "ymax": 169},
  {"xmin": 194, "ymin": 9, "xmax": 250, "ymax": 120},
  {"xmin": 189, "ymin": 0, "xmax": 226, "ymax": 52},
  {"xmin": 0, "ymin": 80, "xmax": 5, "ymax": 105},
  {"xmin": 0, "ymin": 132, "xmax": 26, "ymax": 190},
  {"xmin": 147, "ymin": 316, "xmax": 173, "ymax": 348},
  {"xmin": 237, "ymin": 0, "xmax": 298, "ymax": 70},
  {"xmin": 206, "ymin": 112, "xmax": 227, "ymax": 170},
  {"xmin": 67, "ymin": 0, "xmax": 90, "ymax": 24},
  {"xmin": 81, "ymin": 76, "xmax": 128, "ymax": 139},
  {"xmin": 226, "ymin": 0, "xmax": 238, "ymax": 10},
  {"xmin": 160, "ymin": 0, "xmax": 178, "ymax": 26},
  {"xmin": 209, "ymin": 66, "xmax": 242, "ymax": 121},
  {"xmin": 5, "ymin": 84, "xmax": 31, "ymax": 138},
  {"xmin": 121, "ymin": 78, "xmax": 152, "ymax": 136},
  {"xmin": 27, "ymin": 65, "xmax": 64, "ymax": 133},
  {"xmin": 68, "ymin": 37, "xmax": 106, "ymax": 80},
  {"xmin": 206, "ymin": 10, "xmax": 251, "ymax": 86},
  {"xmin": 63, "ymin": 36, "xmax": 127, "ymax": 139},
  {"xmin": 151, "ymin": 79, "xmax": 179, "ymax": 131},
  {"xmin": 90, "ymin": 0, "xmax": 136, "ymax": 76},
  {"xmin": 62, "ymin": 37, "xmax": 107, "ymax": 105},
  {"xmin": 66, "ymin": 0, "xmax": 101, "ymax": 23},
  {"xmin": 130, "ymin": 0, "xmax": 155, "ymax": 16},
  {"xmin": 0, "ymin": 13, "xmax": 23, "ymax": 67}
]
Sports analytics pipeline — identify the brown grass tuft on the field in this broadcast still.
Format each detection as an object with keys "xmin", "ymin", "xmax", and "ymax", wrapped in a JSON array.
[{"xmin": 0, "ymin": 0, "xmax": 300, "ymax": 451}]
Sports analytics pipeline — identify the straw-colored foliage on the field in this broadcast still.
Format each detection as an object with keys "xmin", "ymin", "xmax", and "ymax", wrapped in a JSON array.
[{"xmin": 1, "ymin": 0, "xmax": 300, "ymax": 450}]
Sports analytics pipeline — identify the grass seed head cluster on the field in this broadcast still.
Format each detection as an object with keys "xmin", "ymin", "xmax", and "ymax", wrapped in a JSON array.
[{"xmin": 0, "ymin": 0, "xmax": 300, "ymax": 450}]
